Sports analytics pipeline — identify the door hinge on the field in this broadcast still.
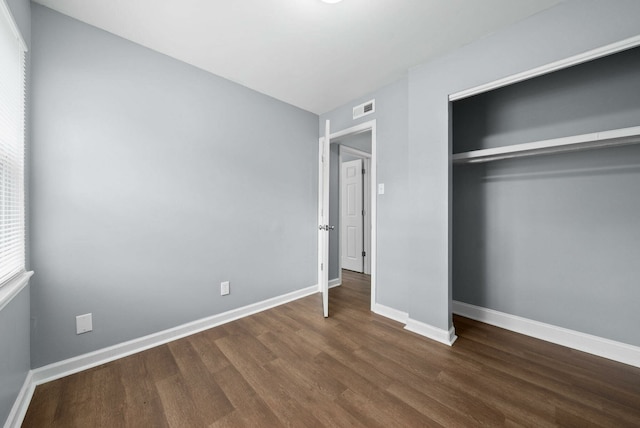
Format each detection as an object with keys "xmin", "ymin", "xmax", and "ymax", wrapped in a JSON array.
[
  {"xmin": 362, "ymin": 209, "xmax": 365, "ymax": 216},
  {"xmin": 362, "ymin": 168, "xmax": 365, "ymax": 174},
  {"xmin": 362, "ymin": 251, "xmax": 366, "ymax": 257},
  {"xmin": 321, "ymin": 263, "xmax": 324, "ymax": 271}
]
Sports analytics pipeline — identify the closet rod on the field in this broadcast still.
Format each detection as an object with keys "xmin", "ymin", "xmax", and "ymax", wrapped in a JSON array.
[{"xmin": 452, "ymin": 125, "xmax": 640, "ymax": 164}]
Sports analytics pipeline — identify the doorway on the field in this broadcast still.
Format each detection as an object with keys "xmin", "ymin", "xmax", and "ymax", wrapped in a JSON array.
[
  {"xmin": 337, "ymin": 144, "xmax": 371, "ymax": 276},
  {"xmin": 319, "ymin": 120, "xmax": 377, "ymax": 312}
]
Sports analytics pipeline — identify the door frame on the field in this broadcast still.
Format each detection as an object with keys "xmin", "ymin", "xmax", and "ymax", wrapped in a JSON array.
[
  {"xmin": 318, "ymin": 119, "xmax": 377, "ymax": 311},
  {"xmin": 339, "ymin": 145, "xmax": 371, "ymax": 277}
]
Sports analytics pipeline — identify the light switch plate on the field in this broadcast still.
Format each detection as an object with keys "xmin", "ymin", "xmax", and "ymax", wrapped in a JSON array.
[
  {"xmin": 76, "ymin": 313, "xmax": 92, "ymax": 334},
  {"xmin": 221, "ymin": 281, "xmax": 230, "ymax": 296},
  {"xmin": 378, "ymin": 183, "xmax": 385, "ymax": 194}
]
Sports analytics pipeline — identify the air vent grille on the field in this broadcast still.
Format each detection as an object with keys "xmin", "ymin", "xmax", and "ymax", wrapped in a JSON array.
[{"xmin": 353, "ymin": 99, "xmax": 375, "ymax": 120}]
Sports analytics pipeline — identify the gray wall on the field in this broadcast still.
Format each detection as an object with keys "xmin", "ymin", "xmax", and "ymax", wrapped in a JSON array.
[
  {"xmin": 9, "ymin": 0, "xmax": 640, "ymax": 393},
  {"xmin": 341, "ymin": 153, "xmax": 363, "ymax": 163},
  {"xmin": 453, "ymin": 47, "xmax": 640, "ymax": 152},
  {"xmin": 0, "ymin": 287, "xmax": 31, "ymax": 425},
  {"xmin": 30, "ymin": 5, "xmax": 318, "ymax": 368},
  {"xmin": 1, "ymin": 0, "xmax": 31, "ymax": 424},
  {"xmin": 321, "ymin": 77, "xmax": 410, "ymax": 311},
  {"xmin": 321, "ymin": 0, "xmax": 640, "ymax": 341},
  {"xmin": 328, "ymin": 132, "xmax": 371, "ymax": 280},
  {"xmin": 335, "ymin": 132, "xmax": 372, "ymax": 154},
  {"xmin": 452, "ymin": 47, "xmax": 640, "ymax": 345},
  {"xmin": 453, "ymin": 147, "xmax": 640, "ymax": 344},
  {"xmin": 407, "ymin": 0, "xmax": 640, "ymax": 336}
]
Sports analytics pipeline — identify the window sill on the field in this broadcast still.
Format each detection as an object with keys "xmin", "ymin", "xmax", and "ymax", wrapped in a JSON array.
[{"xmin": 0, "ymin": 271, "xmax": 34, "ymax": 312}]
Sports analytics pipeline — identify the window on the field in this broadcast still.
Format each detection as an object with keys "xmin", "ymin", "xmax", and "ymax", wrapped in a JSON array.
[{"xmin": 0, "ymin": 0, "xmax": 27, "ymax": 290}]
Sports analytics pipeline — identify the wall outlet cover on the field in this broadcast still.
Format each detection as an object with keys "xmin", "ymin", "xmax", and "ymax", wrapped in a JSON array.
[{"xmin": 76, "ymin": 313, "xmax": 93, "ymax": 334}]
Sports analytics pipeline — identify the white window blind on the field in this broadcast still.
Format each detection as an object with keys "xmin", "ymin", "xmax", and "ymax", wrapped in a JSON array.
[{"xmin": 0, "ymin": 0, "xmax": 27, "ymax": 288}]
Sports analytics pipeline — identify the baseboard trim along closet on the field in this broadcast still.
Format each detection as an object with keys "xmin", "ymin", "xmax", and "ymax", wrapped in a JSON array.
[
  {"xmin": 328, "ymin": 278, "xmax": 342, "ymax": 288},
  {"xmin": 404, "ymin": 319, "xmax": 458, "ymax": 346},
  {"xmin": 453, "ymin": 300, "xmax": 640, "ymax": 368},
  {"xmin": 5, "ymin": 284, "xmax": 318, "ymax": 428},
  {"xmin": 372, "ymin": 303, "xmax": 408, "ymax": 324},
  {"xmin": 373, "ymin": 303, "xmax": 457, "ymax": 346}
]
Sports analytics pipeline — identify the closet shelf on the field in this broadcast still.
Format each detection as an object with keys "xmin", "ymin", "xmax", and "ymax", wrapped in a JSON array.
[{"xmin": 452, "ymin": 125, "xmax": 640, "ymax": 164}]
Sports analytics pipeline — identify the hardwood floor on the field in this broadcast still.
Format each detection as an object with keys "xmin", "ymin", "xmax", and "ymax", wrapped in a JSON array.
[{"xmin": 23, "ymin": 270, "xmax": 640, "ymax": 427}]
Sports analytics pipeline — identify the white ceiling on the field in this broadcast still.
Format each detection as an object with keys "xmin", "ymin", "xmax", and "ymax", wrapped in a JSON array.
[{"xmin": 33, "ymin": 0, "xmax": 562, "ymax": 115}]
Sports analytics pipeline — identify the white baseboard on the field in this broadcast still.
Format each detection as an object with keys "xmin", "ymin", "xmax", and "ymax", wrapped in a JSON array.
[
  {"xmin": 372, "ymin": 303, "xmax": 408, "ymax": 324},
  {"xmin": 6, "ymin": 284, "xmax": 318, "ymax": 427},
  {"xmin": 33, "ymin": 284, "xmax": 318, "ymax": 385},
  {"xmin": 453, "ymin": 300, "xmax": 640, "ymax": 368},
  {"xmin": 405, "ymin": 319, "xmax": 458, "ymax": 346},
  {"xmin": 372, "ymin": 303, "xmax": 456, "ymax": 346},
  {"xmin": 328, "ymin": 278, "xmax": 342, "ymax": 288},
  {"xmin": 4, "ymin": 371, "xmax": 34, "ymax": 428}
]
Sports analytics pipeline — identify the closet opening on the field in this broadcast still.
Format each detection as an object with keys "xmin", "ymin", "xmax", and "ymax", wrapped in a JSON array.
[{"xmin": 450, "ymin": 44, "xmax": 640, "ymax": 349}]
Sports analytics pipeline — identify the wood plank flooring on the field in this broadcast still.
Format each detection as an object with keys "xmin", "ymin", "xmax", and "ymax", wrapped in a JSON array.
[{"xmin": 23, "ymin": 270, "xmax": 640, "ymax": 427}]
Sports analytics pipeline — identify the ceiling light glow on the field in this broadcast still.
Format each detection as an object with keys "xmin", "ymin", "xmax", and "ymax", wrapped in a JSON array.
[{"xmin": 321, "ymin": 0, "xmax": 343, "ymax": 4}]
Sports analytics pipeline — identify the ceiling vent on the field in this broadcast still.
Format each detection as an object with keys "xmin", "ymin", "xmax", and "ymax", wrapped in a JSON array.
[{"xmin": 353, "ymin": 99, "xmax": 375, "ymax": 120}]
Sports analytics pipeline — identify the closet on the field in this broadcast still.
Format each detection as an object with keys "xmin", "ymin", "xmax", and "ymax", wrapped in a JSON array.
[{"xmin": 451, "ymin": 45, "xmax": 640, "ymax": 346}]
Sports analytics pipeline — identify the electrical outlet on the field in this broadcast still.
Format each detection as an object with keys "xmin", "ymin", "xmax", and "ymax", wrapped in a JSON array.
[
  {"xmin": 221, "ymin": 281, "xmax": 230, "ymax": 296},
  {"xmin": 76, "ymin": 313, "xmax": 92, "ymax": 334}
]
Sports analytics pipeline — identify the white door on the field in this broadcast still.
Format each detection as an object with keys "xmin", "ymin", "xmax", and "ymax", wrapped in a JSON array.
[
  {"xmin": 318, "ymin": 120, "xmax": 331, "ymax": 317},
  {"xmin": 341, "ymin": 159, "xmax": 364, "ymax": 272}
]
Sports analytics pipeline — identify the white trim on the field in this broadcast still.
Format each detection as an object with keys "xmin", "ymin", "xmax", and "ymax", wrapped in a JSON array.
[
  {"xmin": 363, "ymin": 158, "xmax": 371, "ymax": 275},
  {"xmin": 30, "ymin": 285, "xmax": 318, "ymax": 385},
  {"xmin": 337, "ymin": 145, "xmax": 373, "ymax": 276},
  {"xmin": 6, "ymin": 284, "xmax": 318, "ymax": 427},
  {"xmin": 320, "ymin": 120, "xmax": 331, "ymax": 318},
  {"xmin": 369, "ymin": 122, "xmax": 376, "ymax": 311},
  {"xmin": 0, "ymin": 0, "xmax": 27, "ymax": 51},
  {"xmin": 324, "ymin": 119, "xmax": 377, "ymax": 312},
  {"xmin": 339, "ymin": 146, "xmax": 372, "ymax": 275},
  {"xmin": 405, "ymin": 319, "xmax": 458, "ymax": 346},
  {"xmin": 372, "ymin": 303, "xmax": 457, "ymax": 346},
  {"xmin": 317, "ymin": 137, "xmax": 325, "ymax": 297},
  {"xmin": 340, "ymin": 145, "xmax": 371, "ymax": 159},
  {"xmin": 3, "ymin": 371, "xmax": 34, "ymax": 428},
  {"xmin": 328, "ymin": 278, "xmax": 342, "ymax": 288},
  {"xmin": 336, "ymin": 147, "xmax": 343, "ymax": 278},
  {"xmin": 329, "ymin": 120, "xmax": 374, "ymax": 141},
  {"xmin": 372, "ymin": 303, "xmax": 408, "ymax": 324},
  {"xmin": 449, "ymin": 34, "xmax": 640, "ymax": 101},
  {"xmin": 453, "ymin": 301, "xmax": 640, "ymax": 368},
  {"xmin": 336, "ymin": 144, "xmax": 343, "ymax": 283},
  {"xmin": 404, "ymin": 318, "xmax": 458, "ymax": 346},
  {"xmin": 0, "ymin": 271, "xmax": 33, "ymax": 312}
]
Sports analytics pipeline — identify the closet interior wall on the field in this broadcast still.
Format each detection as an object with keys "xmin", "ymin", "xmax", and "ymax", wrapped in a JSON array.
[{"xmin": 451, "ymin": 46, "xmax": 640, "ymax": 346}]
